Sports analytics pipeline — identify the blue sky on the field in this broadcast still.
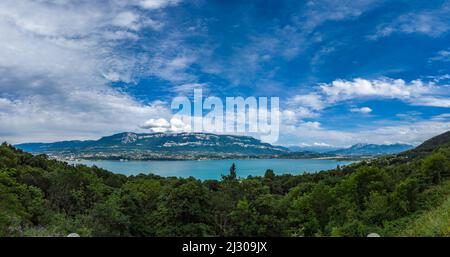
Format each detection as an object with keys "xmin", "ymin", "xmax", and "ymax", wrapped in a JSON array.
[{"xmin": 0, "ymin": 0, "xmax": 449, "ymax": 146}]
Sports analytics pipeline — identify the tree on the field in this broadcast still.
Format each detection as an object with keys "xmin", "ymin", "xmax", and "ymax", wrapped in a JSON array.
[
  {"xmin": 155, "ymin": 179, "xmax": 213, "ymax": 236},
  {"xmin": 0, "ymin": 172, "xmax": 25, "ymax": 236},
  {"xmin": 89, "ymin": 193, "xmax": 130, "ymax": 236},
  {"xmin": 264, "ymin": 169, "xmax": 275, "ymax": 179},
  {"xmin": 228, "ymin": 163, "xmax": 237, "ymax": 180},
  {"xmin": 229, "ymin": 199, "xmax": 260, "ymax": 236},
  {"xmin": 115, "ymin": 178, "xmax": 161, "ymax": 236},
  {"xmin": 421, "ymin": 152, "xmax": 450, "ymax": 185},
  {"xmin": 391, "ymin": 178, "xmax": 419, "ymax": 216}
]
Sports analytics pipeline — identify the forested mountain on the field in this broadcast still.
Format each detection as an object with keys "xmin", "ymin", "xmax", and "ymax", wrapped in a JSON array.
[
  {"xmin": 401, "ymin": 131, "xmax": 450, "ymax": 159},
  {"xmin": 15, "ymin": 132, "xmax": 289, "ymax": 160},
  {"xmin": 1, "ymin": 131, "xmax": 450, "ymax": 237},
  {"xmin": 16, "ymin": 132, "xmax": 415, "ymax": 161}
]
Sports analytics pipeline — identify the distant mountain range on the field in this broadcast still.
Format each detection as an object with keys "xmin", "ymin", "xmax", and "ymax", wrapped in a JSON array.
[
  {"xmin": 288, "ymin": 145, "xmax": 342, "ymax": 153},
  {"xmin": 15, "ymin": 132, "xmax": 417, "ymax": 160},
  {"xmin": 326, "ymin": 143, "xmax": 414, "ymax": 156},
  {"xmin": 15, "ymin": 132, "xmax": 289, "ymax": 160}
]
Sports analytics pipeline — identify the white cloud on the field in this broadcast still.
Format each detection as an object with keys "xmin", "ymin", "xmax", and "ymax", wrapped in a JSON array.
[
  {"xmin": 303, "ymin": 121, "xmax": 321, "ymax": 129},
  {"xmin": 285, "ymin": 77, "xmax": 448, "ymax": 126},
  {"xmin": 317, "ymin": 78, "xmax": 450, "ymax": 108},
  {"xmin": 320, "ymin": 78, "xmax": 431, "ymax": 101},
  {"xmin": 169, "ymin": 117, "xmax": 192, "ymax": 132},
  {"xmin": 311, "ymin": 45, "xmax": 336, "ymax": 66},
  {"xmin": 137, "ymin": 0, "xmax": 182, "ymax": 10},
  {"xmin": 303, "ymin": 0, "xmax": 378, "ymax": 29},
  {"xmin": 289, "ymin": 93, "xmax": 325, "ymax": 110},
  {"xmin": 279, "ymin": 119, "xmax": 450, "ymax": 147},
  {"xmin": 0, "ymin": 98, "xmax": 13, "ymax": 108},
  {"xmin": 431, "ymin": 113, "xmax": 450, "ymax": 121},
  {"xmin": 281, "ymin": 107, "xmax": 319, "ymax": 126},
  {"xmin": 436, "ymin": 50, "xmax": 450, "ymax": 58},
  {"xmin": 350, "ymin": 107, "xmax": 372, "ymax": 113},
  {"xmin": 369, "ymin": 3, "xmax": 450, "ymax": 40},
  {"xmin": 280, "ymin": 80, "xmax": 449, "ymax": 146},
  {"xmin": 0, "ymin": 0, "xmax": 183, "ymax": 144},
  {"xmin": 147, "ymin": 47, "xmax": 199, "ymax": 82},
  {"xmin": 0, "ymin": 1, "xmax": 448, "ymax": 148},
  {"xmin": 312, "ymin": 142, "xmax": 332, "ymax": 147},
  {"xmin": 141, "ymin": 118, "xmax": 171, "ymax": 129},
  {"xmin": 173, "ymin": 83, "xmax": 208, "ymax": 95},
  {"xmin": 427, "ymin": 74, "xmax": 450, "ymax": 83},
  {"xmin": 113, "ymin": 11, "xmax": 141, "ymax": 31},
  {"xmin": 429, "ymin": 49, "xmax": 450, "ymax": 63},
  {"xmin": 410, "ymin": 97, "xmax": 450, "ymax": 108},
  {"xmin": 140, "ymin": 117, "xmax": 191, "ymax": 133},
  {"xmin": 169, "ymin": 56, "xmax": 195, "ymax": 69},
  {"xmin": 282, "ymin": 93, "xmax": 324, "ymax": 125}
]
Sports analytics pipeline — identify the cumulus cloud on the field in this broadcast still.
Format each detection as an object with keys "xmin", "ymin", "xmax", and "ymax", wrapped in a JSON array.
[
  {"xmin": 318, "ymin": 78, "xmax": 450, "ymax": 107},
  {"xmin": 281, "ymin": 93, "xmax": 324, "ymax": 124},
  {"xmin": 410, "ymin": 97, "xmax": 450, "ymax": 108},
  {"xmin": 319, "ymin": 78, "xmax": 430, "ymax": 101},
  {"xmin": 0, "ymin": 0, "xmax": 183, "ymax": 144},
  {"xmin": 140, "ymin": 117, "xmax": 192, "ymax": 133},
  {"xmin": 303, "ymin": 121, "xmax": 321, "ymax": 129},
  {"xmin": 283, "ymin": 77, "xmax": 449, "ymax": 133},
  {"xmin": 279, "ymin": 119, "xmax": 450, "ymax": 147},
  {"xmin": 140, "ymin": 118, "xmax": 171, "ymax": 129},
  {"xmin": 1, "ymin": 1, "xmax": 449, "ymax": 148},
  {"xmin": 288, "ymin": 93, "xmax": 325, "ymax": 110}
]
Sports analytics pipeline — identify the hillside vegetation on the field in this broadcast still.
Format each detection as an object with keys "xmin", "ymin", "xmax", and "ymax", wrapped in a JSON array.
[
  {"xmin": 1, "ymin": 131, "xmax": 450, "ymax": 237},
  {"xmin": 396, "ymin": 180, "xmax": 450, "ymax": 236}
]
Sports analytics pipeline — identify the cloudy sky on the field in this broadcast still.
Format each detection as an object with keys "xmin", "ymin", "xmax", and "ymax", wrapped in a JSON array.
[{"xmin": 0, "ymin": 0, "xmax": 449, "ymax": 146}]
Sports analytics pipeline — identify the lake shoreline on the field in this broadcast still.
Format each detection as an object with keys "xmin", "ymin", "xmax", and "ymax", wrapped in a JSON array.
[
  {"xmin": 64, "ymin": 155, "xmax": 362, "ymax": 162},
  {"xmin": 68, "ymin": 158, "xmax": 354, "ymax": 180}
]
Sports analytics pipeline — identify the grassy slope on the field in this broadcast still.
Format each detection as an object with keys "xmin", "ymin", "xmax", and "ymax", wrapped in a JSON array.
[{"xmin": 395, "ymin": 180, "xmax": 450, "ymax": 236}]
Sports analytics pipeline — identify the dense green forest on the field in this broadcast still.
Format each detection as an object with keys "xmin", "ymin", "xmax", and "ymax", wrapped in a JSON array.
[{"xmin": 1, "ymin": 131, "xmax": 450, "ymax": 237}]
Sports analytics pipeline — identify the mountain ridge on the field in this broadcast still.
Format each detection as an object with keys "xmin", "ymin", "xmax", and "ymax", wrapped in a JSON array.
[
  {"xmin": 15, "ymin": 132, "xmax": 289, "ymax": 160},
  {"xmin": 15, "ymin": 132, "xmax": 427, "ymax": 160},
  {"xmin": 327, "ymin": 143, "xmax": 414, "ymax": 156}
]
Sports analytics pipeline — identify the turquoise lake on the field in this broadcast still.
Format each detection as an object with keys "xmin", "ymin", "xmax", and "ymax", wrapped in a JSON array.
[{"xmin": 70, "ymin": 159, "xmax": 352, "ymax": 180}]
